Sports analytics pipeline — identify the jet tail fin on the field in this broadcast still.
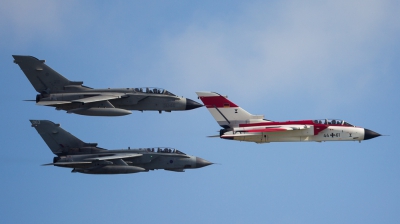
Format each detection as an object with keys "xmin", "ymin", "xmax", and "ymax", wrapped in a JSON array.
[
  {"xmin": 13, "ymin": 55, "xmax": 89, "ymax": 93},
  {"xmin": 196, "ymin": 92, "xmax": 266, "ymax": 128},
  {"xmin": 30, "ymin": 120, "xmax": 104, "ymax": 155}
]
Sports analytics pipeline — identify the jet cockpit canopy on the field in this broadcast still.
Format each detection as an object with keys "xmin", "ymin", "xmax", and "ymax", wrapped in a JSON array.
[
  {"xmin": 138, "ymin": 147, "xmax": 186, "ymax": 154},
  {"xmin": 313, "ymin": 119, "xmax": 354, "ymax": 127},
  {"xmin": 133, "ymin": 87, "xmax": 176, "ymax": 96}
]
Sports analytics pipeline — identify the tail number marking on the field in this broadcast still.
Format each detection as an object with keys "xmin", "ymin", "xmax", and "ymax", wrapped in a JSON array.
[{"xmin": 324, "ymin": 133, "xmax": 340, "ymax": 138}]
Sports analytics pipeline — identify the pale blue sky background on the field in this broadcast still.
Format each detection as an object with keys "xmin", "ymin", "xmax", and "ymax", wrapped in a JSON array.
[{"xmin": 1, "ymin": 1, "xmax": 399, "ymax": 223}]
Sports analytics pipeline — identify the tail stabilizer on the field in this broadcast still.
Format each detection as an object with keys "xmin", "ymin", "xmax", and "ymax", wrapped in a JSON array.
[
  {"xmin": 196, "ymin": 92, "xmax": 266, "ymax": 128},
  {"xmin": 30, "ymin": 120, "xmax": 104, "ymax": 155},
  {"xmin": 13, "ymin": 55, "xmax": 87, "ymax": 93}
]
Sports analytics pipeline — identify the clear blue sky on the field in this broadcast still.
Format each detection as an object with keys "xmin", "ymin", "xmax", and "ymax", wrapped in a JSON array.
[{"xmin": 1, "ymin": 1, "xmax": 399, "ymax": 223}]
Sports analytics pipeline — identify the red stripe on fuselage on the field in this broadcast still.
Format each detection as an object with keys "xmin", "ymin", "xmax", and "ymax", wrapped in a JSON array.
[
  {"xmin": 199, "ymin": 96, "xmax": 239, "ymax": 108},
  {"xmin": 240, "ymin": 120, "xmax": 315, "ymax": 127},
  {"xmin": 240, "ymin": 120, "xmax": 354, "ymax": 128},
  {"xmin": 239, "ymin": 120, "xmax": 333, "ymax": 135},
  {"xmin": 245, "ymin": 128, "xmax": 287, "ymax": 133}
]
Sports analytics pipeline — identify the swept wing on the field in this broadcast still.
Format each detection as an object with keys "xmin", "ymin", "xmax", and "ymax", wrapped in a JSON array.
[
  {"xmin": 235, "ymin": 125, "xmax": 310, "ymax": 133},
  {"xmin": 84, "ymin": 153, "xmax": 143, "ymax": 161},
  {"xmin": 71, "ymin": 93, "xmax": 125, "ymax": 104},
  {"xmin": 37, "ymin": 101, "xmax": 71, "ymax": 106},
  {"xmin": 42, "ymin": 153, "xmax": 143, "ymax": 166},
  {"xmin": 37, "ymin": 93, "xmax": 126, "ymax": 106}
]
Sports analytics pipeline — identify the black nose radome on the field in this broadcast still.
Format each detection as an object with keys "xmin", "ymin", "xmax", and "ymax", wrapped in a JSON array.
[
  {"xmin": 196, "ymin": 157, "xmax": 213, "ymax": 168},
  {"xmin": 364, "ymin": 128, "xmax": 381, "ymax": 140},
  {"xmin": 186, "ymin": 98, "xmax": 203, "ymax": 110}
]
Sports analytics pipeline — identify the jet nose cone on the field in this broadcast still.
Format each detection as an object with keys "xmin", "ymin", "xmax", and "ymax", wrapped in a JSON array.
[
  {"xmin": 196, "ymin": 157, "xmax": 213, "ymax": 168},
  {"xmin": 364, "ymin": 128, "xmax": 381, "ymax": 140},
  {"xmin": 186, "ymin": 98, "xmax": 203, "ymax": 110}
]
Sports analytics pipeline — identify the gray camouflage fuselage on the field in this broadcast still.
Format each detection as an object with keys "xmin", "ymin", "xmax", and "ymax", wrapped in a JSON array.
[
  {"xmin": 44, "ymin": 89, "xmax": 192, "ymax": 115},
  {"xmin": 13, "ymin": 55, "xmax": 202, "ymax": 116},
  {"xmin": 30, "ymin": 120, "xmax": 212, "ymax": 174},
  {"xmin": 55, "ymin": 149, "xmax": 208, "ymax": 174}
]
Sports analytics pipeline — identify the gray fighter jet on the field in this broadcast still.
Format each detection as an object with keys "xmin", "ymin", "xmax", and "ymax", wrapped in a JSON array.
[
  {"xmin": 30, "ymin": 120, "xmax": 212, "ymax": 174},
  {"xmin": 13, "ymin": 55, "xmax": 202, "ymax": 116}
]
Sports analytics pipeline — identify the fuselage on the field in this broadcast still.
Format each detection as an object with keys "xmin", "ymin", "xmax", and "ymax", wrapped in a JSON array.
[
  {"xmin": 221, "ymin": 119, "xmax": 380, "ymax": 143},
  {"xmin": 13, "ymin": 55, "xmax": 203, "ymax": 116},
  {"xmin": 53, "ymin": 147, "xmax": 211, "ymax": 174},
  {"xmin": 37, "ymin": 87, "xmax": 202, "ymax": 116},
  {"xmin": 196, "ymin": 91, "xmax": 381, "ymax": 144}
]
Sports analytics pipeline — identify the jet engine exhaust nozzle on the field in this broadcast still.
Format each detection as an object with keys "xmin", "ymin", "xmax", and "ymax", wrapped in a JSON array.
[{"xmin": 35, "ymin": 94, "xmax": 41, "ymax": 103}]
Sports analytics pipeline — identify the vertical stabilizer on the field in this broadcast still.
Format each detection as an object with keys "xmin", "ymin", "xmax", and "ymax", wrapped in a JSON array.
[
  {"xmin": 196, "ymin": 92, "xmax": 266, "ymax": 128},
  {"xmin": 30, "ymin": 120, "xmax": 101, "ymax": 155},
  {"xmin": 13, "ymin": 55, "xmax": 79, "ymax": 93}
]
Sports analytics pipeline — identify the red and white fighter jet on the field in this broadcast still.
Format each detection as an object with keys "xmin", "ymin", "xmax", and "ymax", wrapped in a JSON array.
[{"xmin": 196, "ymin": 92, "xmax": 381, "ymax": 143}]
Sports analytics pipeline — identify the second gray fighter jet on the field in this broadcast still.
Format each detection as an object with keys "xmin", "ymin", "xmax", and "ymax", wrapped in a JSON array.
[
  {"xmin": 30, "ymin": 120, "xmax": 212, "ymax": 174},
  {"xmin": 13, "ymin": 55, "xmax": 202, "ymax": 116}
]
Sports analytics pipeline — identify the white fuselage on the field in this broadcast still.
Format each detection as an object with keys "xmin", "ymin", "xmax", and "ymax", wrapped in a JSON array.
[
  {"xmin": 224, "ymin": 125, "xmax": 365, "ymax": 143},
  {"xmin": 196, "ymin": 91, "xmax": 380, "ymax": 144}
]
